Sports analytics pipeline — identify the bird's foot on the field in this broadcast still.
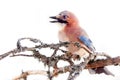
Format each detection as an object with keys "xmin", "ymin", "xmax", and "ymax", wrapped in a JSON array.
[{"xmin": 72, "ymin": 54, "xmax": 81, "ymax": 61}]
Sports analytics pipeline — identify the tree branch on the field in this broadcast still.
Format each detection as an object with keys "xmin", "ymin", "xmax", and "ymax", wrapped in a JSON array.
[
  {"xmin": 0, "ymin": 37, "xmax": 120, "ymax": 80},
  {"xmin": 13, "ymin": 70, "xmax": 48, "ymax": 80},
  {"xmin": 12, "ymin": 56, "xmax": 120, "ymax": 80},
  {"xmin": 86, "ymin": 56, "xmax": 120, "ymax": 69}
]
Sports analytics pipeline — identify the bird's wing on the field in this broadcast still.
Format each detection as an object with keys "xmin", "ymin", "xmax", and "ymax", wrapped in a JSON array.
[{"xmin": 78, "ymin": 35, "xmax": 95, "ymax": 51}]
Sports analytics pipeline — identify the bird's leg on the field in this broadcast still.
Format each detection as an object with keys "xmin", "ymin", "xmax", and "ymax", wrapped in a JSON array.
[{"xmin": 72, "ymin": 54, "xmax": 81, "ymax": 61}]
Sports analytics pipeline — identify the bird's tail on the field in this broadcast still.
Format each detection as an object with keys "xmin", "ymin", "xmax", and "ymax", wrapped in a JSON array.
[{"xmin": 88, "ymin": 66, "xmax": 114, "ymax": 76}]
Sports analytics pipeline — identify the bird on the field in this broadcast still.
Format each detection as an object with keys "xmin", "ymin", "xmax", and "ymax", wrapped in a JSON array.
[{"xmin": 49, "ymin": 10, "xmax": 113, "ymax": 76}]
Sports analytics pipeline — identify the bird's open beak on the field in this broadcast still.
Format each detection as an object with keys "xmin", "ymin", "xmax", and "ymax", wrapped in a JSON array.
[
  {"xmin": 49, "ymin": 16, "xmax": 68, "ymax": 23},
  {"xmin": 49, "ymin": 16, "xmax": 59, "ymax": 23}
]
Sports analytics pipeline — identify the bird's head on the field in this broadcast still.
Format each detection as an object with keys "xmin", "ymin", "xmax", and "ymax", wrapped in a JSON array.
[{"xmin": 50, "ymin": 11, "xmax": 79, "ymax": 26}]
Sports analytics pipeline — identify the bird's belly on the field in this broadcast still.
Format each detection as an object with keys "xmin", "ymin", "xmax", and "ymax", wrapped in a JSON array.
[{"xmin": 68, "ymin": 44, "xmax": 89, "ymax": 58}]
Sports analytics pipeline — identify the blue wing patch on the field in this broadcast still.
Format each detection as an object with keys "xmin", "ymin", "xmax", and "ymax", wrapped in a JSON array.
[{"xmin": 79, "ymin": 36, "xmax": 95, "ymax": 51}]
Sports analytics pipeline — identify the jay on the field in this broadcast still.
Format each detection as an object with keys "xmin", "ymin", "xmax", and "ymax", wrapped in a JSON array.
[{"xmin": 50, "ymin": 10, "xmax": 113, "ymax": 76}]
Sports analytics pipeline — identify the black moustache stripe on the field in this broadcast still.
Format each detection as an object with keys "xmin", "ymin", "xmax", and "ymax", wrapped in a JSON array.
[{"xmin": 57, "ymin": 19, "xmax": 68, "ymax": 23}]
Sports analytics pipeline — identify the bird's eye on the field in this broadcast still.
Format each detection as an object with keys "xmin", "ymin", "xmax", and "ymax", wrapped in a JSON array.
[{"xmin": 63, "ymin": 15, "xmax": 68, "ymax": 19}]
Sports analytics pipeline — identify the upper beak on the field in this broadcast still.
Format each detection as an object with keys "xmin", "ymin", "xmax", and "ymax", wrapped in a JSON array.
[{"xmin": 49, "ymin": 16, "xmax": 57, "ymax": 19}]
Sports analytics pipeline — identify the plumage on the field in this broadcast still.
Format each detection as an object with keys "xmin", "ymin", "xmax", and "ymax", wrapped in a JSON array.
[
  {"xmin": 79, "ymin": 35, "xmax": 95, "ymax": 51},
  {"xmin": 50, "ymin": 10, "xmax": 113, "ymax": 76}
]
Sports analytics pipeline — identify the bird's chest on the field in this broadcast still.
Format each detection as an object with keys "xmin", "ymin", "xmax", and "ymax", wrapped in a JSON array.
[
  {"xmin": 65, "ymin": 27, "xmax": 80, "ymax": 41},
  {"xmin": 58, "ymin": 29, "xmax": 69, "ymax": 42},
  {"xmin": 58, "ymin": 27, "xmax": 80, "ymax": 50},
  {"xmin": 58, "ymin": 27, "xmax": 81, "ymax": 42}
]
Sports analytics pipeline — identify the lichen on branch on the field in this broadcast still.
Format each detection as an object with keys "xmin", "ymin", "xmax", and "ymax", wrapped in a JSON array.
[{"xmin": 0, "ymin": 37, "xmax": 119, "ymax": 80}]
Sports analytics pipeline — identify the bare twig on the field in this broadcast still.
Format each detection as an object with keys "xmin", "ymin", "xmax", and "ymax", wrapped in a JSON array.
[
  {"xmin": 13, "ymin": 70, "xmax": 48, "ymax": 80},
  {"xmin": 0, "ymin": 48, "xmax": 21, "ymax": 60}
]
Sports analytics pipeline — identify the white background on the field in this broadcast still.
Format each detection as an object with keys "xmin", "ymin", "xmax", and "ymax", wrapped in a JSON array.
[{"xmin": 0, "ymin": 0, "xmax": 120, "ymax": 80}]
